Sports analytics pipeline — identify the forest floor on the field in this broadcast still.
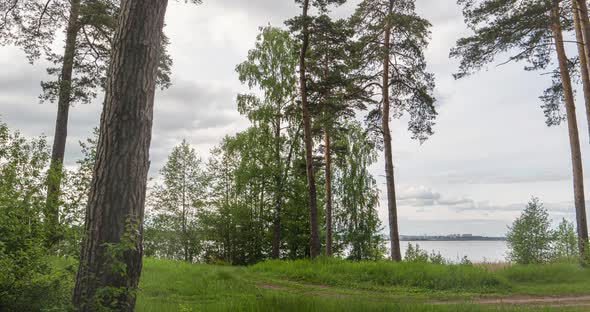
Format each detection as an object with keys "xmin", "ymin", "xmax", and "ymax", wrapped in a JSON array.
[{"xmin": 54, "ymin": 257, "xmax": 590, "ymax": 311}]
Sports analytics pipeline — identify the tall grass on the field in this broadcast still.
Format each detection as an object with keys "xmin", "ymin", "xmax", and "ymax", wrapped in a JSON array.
[
  {"xmin": 43, "ymin": 257, "xmax": 590, "ymax": 311},
  {"xmin": 250, "ymin": 257, "xmax": 507, "ymax": 292}
]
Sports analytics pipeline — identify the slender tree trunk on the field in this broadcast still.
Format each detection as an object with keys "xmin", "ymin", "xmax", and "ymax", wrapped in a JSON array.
[
  {"xmin": 576, "ymin": 0, "xmax": 590, "ymax": 80},
  {"xmin": 73, "ymin": 0, "xmax": 168, "ymax": 310},
  {"xmin": 182, "ymin": 177, "xmax": 188, "ymax": 262},
  {"xmin": 383, "ymin": 0, "xmax": 402, "ymax": 262},
  {"xmin": 573, "ymin": 0, "xmax": 590, "ymax": 141},
  {"xmin": 552, "ymin": 0, "xmax": 590, "ymax": 264},
  {"xmin": 44, "ymin": 0, "xmax": 81, "ymax": 248},
  {"xmin": 272, "ymin": 116, "xmax": 282, "ymax": 259},
  {"xmin": 324, "ymin": 130, "xmax": 333, "ymax": 256},
  {"xmin": 299, "ymin": 0, "xmax": 321, "ymax": 258}
]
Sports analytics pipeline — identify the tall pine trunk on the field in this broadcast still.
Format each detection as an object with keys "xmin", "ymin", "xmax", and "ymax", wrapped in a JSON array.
[
  {"xmin": 299, "ymin": 0, "xmax": 321, "ymax": 258},
  {"xmin": 383, "ymin": 0, "xmax": 402, "ymax": 262},
  {"xmin": 73, "ymin": 0, "xmax": 168, "ymax": 310},
  {"xmin": 324, "ymin": 131, "xmax": 333, "ymax": 256},
  {"xmin": 573, "ymin": 0, "xmax": 590, "ymax": 141},
  {"xmin": 551, "ymin": 0, "xmax": 590, "ymax": 264},
  {"xmin": 272, "ymin": 115, "xmax": 282, "ymax": 259},
  {"xmin": 576, "ymin": 0, "xmax": 590, "ymax": 81},
  {"xmin": 44, "ymin": 0, "xmax": 81, "ymax": 248}
]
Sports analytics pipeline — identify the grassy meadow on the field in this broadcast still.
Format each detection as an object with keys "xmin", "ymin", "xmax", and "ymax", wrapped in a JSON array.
[{"xmin": 50, "ymin": 257, "xmax": 590, "ymax": 312}]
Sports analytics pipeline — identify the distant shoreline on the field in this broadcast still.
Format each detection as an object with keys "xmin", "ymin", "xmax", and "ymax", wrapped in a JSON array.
[{"xmin": 398, "ymin": 235, "xmax": 507, "ymax": 242}]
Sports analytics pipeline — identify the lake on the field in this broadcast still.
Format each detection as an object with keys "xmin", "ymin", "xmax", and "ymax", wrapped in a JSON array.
[{"xmin": 397, "ymin": 240, "xmax": 509, "ymax": 263}]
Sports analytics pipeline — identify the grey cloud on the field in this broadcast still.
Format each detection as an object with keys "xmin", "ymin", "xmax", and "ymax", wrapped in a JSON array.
[{"xmin": 398, "ymin": 186, "xmax": 474, "ymax": 207}]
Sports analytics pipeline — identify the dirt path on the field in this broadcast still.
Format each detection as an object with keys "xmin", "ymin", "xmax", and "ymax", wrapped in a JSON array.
[
  {"xmin": 472, "ymin": 295, "xmax": 590, "ymax": 307},
  {"xmin": 256, "ymin": 281, "xmax": 590, "ymax": 307}
]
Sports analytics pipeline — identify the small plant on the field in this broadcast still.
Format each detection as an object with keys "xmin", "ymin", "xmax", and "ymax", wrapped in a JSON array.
[
  {"xmin": 404, "ymin": 243, "xmax": 446, "ymax": 264},
  {"xmin": 404, "ymin": 243, "xmax": 429, "ymax": 263},
  {"xmin": 459, "ymin": 256, "xmax": 473, "ymax": 265},
  {"xmin": 429, "ymin": 251, "xmax": 446, "ymax": 265}
]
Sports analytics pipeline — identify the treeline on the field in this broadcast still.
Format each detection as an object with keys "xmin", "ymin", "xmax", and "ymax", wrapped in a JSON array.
[{"xmin": 144, "ymin": 124, "xmax": 384, "ymax": 264}]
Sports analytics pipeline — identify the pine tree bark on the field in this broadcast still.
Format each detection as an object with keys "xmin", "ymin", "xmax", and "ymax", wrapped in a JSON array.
[
  {"xmin": 576, "ymin": 0, "xmax": 590, "ymax": 80},
  {"xmin": 573, "ymin": 0, "xmax": 590, "ymax": 141},
  {"xmin": 551, "ymin": 0, "xmax": 590, "ymax": 264},
  {"xmin": 73, "ymin": 0, "xmax": 168, "ymax": 310},
  {"xmin": 324, "ymin": 130, "xmax": 333, "ymax": 256},
  {"xmin": 272, "ymin": 115, "xmax": 283, "ymax": 259},
  {"xmin": 383, "ymin": 0, "xmax": 402, "ymax": 262},
  {"xmin": 44, "ymin": 0, "xmax": 81, "ymax": 248},
  {"xmin": 299, "ymin": 0, "xmax": 321, "ymax": 258}
]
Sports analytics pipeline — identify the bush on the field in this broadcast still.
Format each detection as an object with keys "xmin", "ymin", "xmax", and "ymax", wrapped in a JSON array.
[
  {"xmin": 404, "ymin": 243, "xmax": 447, "ymax": 265},
  {"xmin": 0, "ymin": 122, "xmax": 71, "ymax": 311}
]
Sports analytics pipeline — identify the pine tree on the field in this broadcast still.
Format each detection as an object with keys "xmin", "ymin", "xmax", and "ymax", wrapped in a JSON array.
[
  {"xmin": 289, "ymin": 0, "xmax": 346, "ymax": 258},
  {"xmin": 352, "ymin": 0, "xmax": 436, "ymax": 261},
  {"xmin": 451, "ymin": 0, "xmax": 589, "ymax": 264},
  {"xmin": 73, "ymin": 0, "xmax": 169, "ymax": 309},
  {"xmin": 0, "ymin": 0, "xmax": 177, "ymax": 248},
  {"xmin": 305, "ymin": 14, "xmax": 369, "ymax": 256}
]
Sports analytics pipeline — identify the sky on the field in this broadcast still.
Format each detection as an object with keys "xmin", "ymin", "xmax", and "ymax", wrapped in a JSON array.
[{"xmin": 1, "ymin": 0, "xmax": 589, "ymax": 236}]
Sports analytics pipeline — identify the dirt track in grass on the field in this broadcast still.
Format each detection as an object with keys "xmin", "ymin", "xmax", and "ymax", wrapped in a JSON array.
[{"xmin": 256, "ymin": 281, "xmax": 590, "ymax": 307}]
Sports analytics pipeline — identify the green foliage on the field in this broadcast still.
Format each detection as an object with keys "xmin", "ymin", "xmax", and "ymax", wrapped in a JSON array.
[
  {"xmin": 507, "ymin": 197, "xmax": 579, "ymax": 264},
  {"xmin": 0, "ymin": 0, "xmax": 179, "ymax": 108},
  {"xmin": 353, "ymin": 0, "xmax": 437, "ymax": 143},
  {"xmin": 404, "ymin": 243, "xmax": 446, "ymax": 265},
  {"xmin": 145, "ymin": 140, "xmax": 207, "ymax": 262},
  {"xmin": 88, "ymin": 218, "xmax": 142, "ymax": 311},
  {"xmin": 56, "ymin": 128, "xmax": 99, "ymax": 257},
  {"xmin": 506, "ymin": 198, "xmax": 585, "ymax": 265},
  {"xmin": 333, "ymin": 122, "xmax": 384, "ymax": 261},
  {"xmin": 506, "ymin": 197, "xmax": 553, "ymax": 264},
  {"xmin": 552, "ymin": 218, "xmax": 578, "ymax": 261},
  {"xmin": 450, "ymin": 0, "xmax": 573, "ymax": 125},
  {"xmin": 236, "ymin": 25, "xmax": 298, "ymax": 123},
  {"xmin": 0, "ymin": 121, "xmax": 72, "ymax": 311}
]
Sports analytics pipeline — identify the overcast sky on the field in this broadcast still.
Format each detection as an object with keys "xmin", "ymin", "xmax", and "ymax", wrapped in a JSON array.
[{"xmin": 1, "ymin": 0, "xmax": 589, "ymax": 236}]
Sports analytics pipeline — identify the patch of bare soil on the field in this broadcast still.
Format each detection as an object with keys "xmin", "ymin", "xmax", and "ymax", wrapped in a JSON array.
[{"xmin": 256, "ymin": 283, "xmax": 290, "ymax": 291}]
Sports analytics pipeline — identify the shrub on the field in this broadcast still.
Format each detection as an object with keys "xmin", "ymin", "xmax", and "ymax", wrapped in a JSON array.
[
  {"xmin": 0, "ymin": 122, "xmax": 71, "ymax": 311},
  {"xmin": 404, "ymin": 243, "xmax": 447, "ymax": 265}
]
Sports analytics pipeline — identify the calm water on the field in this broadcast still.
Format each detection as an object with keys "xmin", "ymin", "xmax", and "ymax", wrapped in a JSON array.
[{"xmin": 394, "ymin": 241, "xmax": 509, "ymax": 263}]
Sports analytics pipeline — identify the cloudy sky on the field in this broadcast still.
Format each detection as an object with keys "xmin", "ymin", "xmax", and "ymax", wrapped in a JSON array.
[{"xmin": 1, "ymin": 0, "xmax": 589, "ymax": 236}]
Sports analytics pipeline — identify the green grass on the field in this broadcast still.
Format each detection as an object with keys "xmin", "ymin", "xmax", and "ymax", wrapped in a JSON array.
[
  {"xmin": 497, "ymin": 263, "xmax": 590, "ymax": 295},
  {"xmin": 250, "ymin": 257, "xmax": 590, "ymax": 296},
  {"xmin": 250, "ymin": 257, "xmax": 506, "ymax": 293},
  {"xmin": 49, "ymin": 257, "xmax": 590, "ymax": 312}
]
